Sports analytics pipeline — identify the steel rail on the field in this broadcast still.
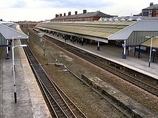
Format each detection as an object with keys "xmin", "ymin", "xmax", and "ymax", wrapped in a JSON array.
[{"xmin": 21, "ymin": 40, "xmax": 86, "ymax": 118}]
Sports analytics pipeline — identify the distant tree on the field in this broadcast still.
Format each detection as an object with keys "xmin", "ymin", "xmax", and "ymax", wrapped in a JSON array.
[{"xmin": 0, "ymin": 19, "xmax": 2, "ymax": 21}]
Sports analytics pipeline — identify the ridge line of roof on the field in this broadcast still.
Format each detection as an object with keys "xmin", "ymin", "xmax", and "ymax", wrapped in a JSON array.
[
  {"xmin": 142, "ymin": 4, "xmax": 158, "ymax": 10},
  {"xmin": 53, "ymin": 11, "xmax": 110, "ymax": 20}
]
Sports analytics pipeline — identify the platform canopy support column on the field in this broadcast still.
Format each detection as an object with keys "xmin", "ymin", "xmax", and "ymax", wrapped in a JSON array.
[
  {"xmin": 148, "ymin": 36, "xmax": 154, "ymax": 67},
  {"xmin": 138, "ymin": 45, "xmax": 141, "ymax": 58},
  {"xmin": 27, "ymin": 32, "xmax": 29, "ymax": 42},
  {"xmin": 122, "ymin": 40, "xmax": 126, "ymax": 59},
  {"xmin": 97, "ymin": 41, "xmax": 100, "ymax": 50},
  {"xmin": 6, "ymin": 40, "xmax": 10, "ymax": 59}
]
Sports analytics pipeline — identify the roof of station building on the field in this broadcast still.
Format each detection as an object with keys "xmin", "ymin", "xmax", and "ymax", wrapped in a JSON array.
[
  {"xmin": 0, "ymin": 21, "xmax": 28, "ymax": 40},
  {"xmin": 108, "ymin": 19, "xmax": 158, "ymax": 46},
  {"xmin": 0, "ymin": 21, "xmax": 28, "ymax": 46}
]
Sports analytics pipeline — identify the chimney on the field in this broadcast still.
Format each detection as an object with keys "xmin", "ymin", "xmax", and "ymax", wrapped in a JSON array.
[
  {"xmin": 75, "ymin": 11, "xmax": 78, "ymax": 15},
  {"xmin": 83, "ymin": 10, "xmax": 87, "ymax": 14},
  {"xmin": 64, "ymin": 13, "xmax": 66, "ymax": 16},
  {"xmin": 150, "ymin": 2, "xmax": 153, "ymax": 6},
  {"xmin": 60, "ymin": 14, "xmax": 62, "ymax": 17},
  {"xmin": 68, "ymin": 11, "xmax": 71, "ymax": 16},
  {"xmin": 55, "ymin": 14, "xmax": 59, "ymax": 18}
]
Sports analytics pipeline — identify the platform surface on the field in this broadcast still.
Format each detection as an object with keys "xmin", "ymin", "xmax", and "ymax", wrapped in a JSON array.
[{"xmin": 0, "ymin": 40, "xmax": 51, "ymax": 118}]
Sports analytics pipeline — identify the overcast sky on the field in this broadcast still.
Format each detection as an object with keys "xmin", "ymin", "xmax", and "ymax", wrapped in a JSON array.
[{"xmin": 0, "ymin": 0, "xmax": 157, "ymax": 21}]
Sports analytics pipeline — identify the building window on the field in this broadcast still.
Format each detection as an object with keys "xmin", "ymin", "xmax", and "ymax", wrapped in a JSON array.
[{"xmin": 143, "ymin": 12, "xmax": 148, "ymax": 16}]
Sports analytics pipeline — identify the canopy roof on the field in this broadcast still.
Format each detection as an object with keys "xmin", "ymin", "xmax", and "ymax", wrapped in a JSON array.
[
  {"xmin": 36, "ymin": 17, "xmax": 158, "ymax": 47},
  {"xmin": 108, "ymin": 20, "xmax": 158, "ymax": 40},
  {"xmin": 141, "ymin": 37, "xmax": 158, "ymax": 48},
  {"xmin": 36, "ymin": 21, "xmax": 133, "ymax": 39},
  {"xmin": 0, "ymin": 22, "xmax": 28, "ymax": 40}
]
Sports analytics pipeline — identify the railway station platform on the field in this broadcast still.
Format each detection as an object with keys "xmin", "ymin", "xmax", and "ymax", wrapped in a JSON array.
[
  {"xmin": 0, "ymin": 40, "xmax": 51, "ymax": 118},
  {"xmin": 77, "ymin": 43, "xmax": 158, "ymax": 79},
  {"xmin": 46, "ymin": 34, "xmax": 158, "ymax": 79}
]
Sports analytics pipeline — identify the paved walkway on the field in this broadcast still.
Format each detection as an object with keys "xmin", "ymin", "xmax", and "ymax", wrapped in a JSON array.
[
  {"xmin": 46, "ymin": 33, "xmax": 158, "ymax": 79},
  {"xmin": 79, "ymin": 43, "xmax": 158, "ymax": 79},
  {"xmin": 0, "ymin": 40, "xmax": 51, "ymax": 118}
]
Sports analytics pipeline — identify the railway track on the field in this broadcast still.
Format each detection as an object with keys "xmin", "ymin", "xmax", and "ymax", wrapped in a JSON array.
[
  {"xmin": 39, "ymin": 32, "xmax": 158, "ymax": 97},
  {"xmin": 20, "ymin": 34, "xmax": 134, "ymax": 117},
  {"xmin": 20, "ymin": 28, "xmax": 158, "ymax": 117},
  {"xmin": 49, "ymin": 55, "xmax": 135, "ymax": 118},
  {"xmin": 70, "ymin": 49, "xmax": 158, "ymax": 96},
  {"xmin": 21, "ymin": 40, "xmax": 87, "ymax": 118}
]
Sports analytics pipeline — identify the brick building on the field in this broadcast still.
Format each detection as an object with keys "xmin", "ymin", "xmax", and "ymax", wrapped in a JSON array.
[
  {"xmin": 142, "ymin": 2, "xmax": 158, "ymax": 17},
  {"xmin": 51, "ymin": 10, "xmax": 111, "ymax": 22}
]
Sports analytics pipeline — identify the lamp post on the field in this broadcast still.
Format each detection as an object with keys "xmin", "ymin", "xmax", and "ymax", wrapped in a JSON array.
[
  {"xmin": 43, "ymin": 39, "xmax": 46, "ymax": 58},
  {"xmin": 39, "ymin": 36, "xmax": 46, "ymax": 58},
  {"xmin": 38, "ymin": 33, "xmax": 45, "ymax": 58},
  {"xmin": 148, "ymin": 36, "xmax": 154, "ymax": 67},
  {"xmin": 12, "ymin": 37, "xmax": 27, "ymax": 103}
]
